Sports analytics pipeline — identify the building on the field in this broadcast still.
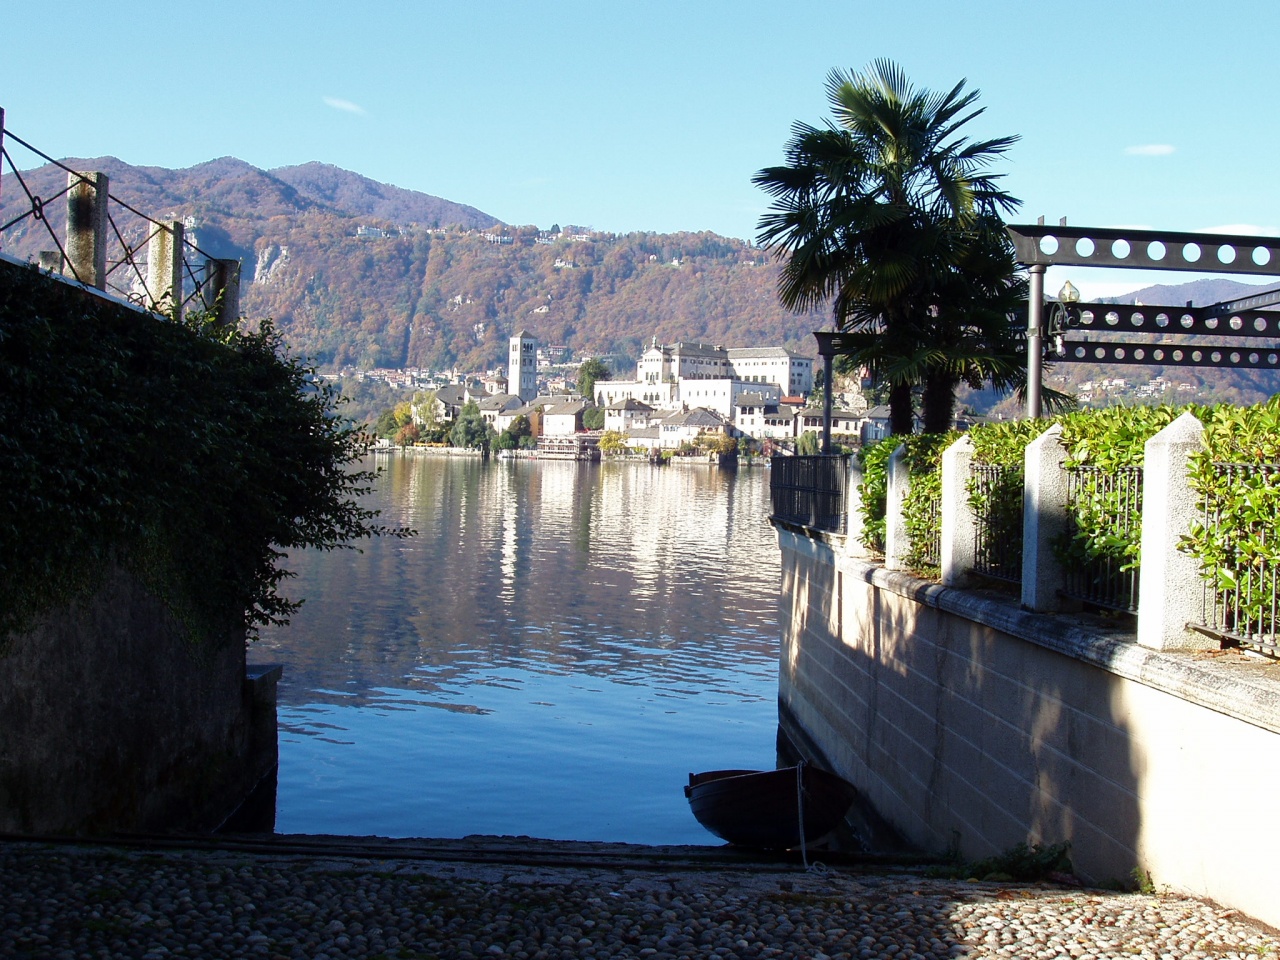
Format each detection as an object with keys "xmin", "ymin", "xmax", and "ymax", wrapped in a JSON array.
[{"xmin": 508, "ymin": 330, "xmax": 538, "ymax": 402}]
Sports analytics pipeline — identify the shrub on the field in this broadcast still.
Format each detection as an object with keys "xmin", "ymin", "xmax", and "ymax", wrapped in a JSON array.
[{"xmin": 0, "ymin": 262, "xmax": 407, "ymax": 645}]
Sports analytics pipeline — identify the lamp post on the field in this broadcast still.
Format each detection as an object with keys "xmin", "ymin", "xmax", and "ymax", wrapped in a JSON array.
[{"xmin": 1046, "ymin": 280, "xmax": 1080, "ymax": 360}]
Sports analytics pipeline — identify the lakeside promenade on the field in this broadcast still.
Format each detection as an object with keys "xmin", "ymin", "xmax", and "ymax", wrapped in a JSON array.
[{"xmin": 3, "ymin": 835, "xmax": 1276, "ymax": 959}]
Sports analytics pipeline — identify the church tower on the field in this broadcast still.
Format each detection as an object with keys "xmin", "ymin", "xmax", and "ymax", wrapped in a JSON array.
[{"xmin": 508, "ymin": 330, "xmax": 537, "ymax": 402}]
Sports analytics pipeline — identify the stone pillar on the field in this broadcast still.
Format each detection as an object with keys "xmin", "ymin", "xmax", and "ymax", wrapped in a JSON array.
[
  {"xmin": 1137, "ymin": 412, "xmax": 1214, "ymax": 651},
  {"xmin": 941, "ymin": 434, "xmax": 976, "ymax": 587},
  {"xmin": 845, "ymin": 453, "xmax": 868, "ymax": 557},
  {"xmin": 65, "ymin": 172, "xmax": 109, "ymax": 289},
  {"xmin": 884, "ymin": 444, "xmax": 909, "ymax": 571},
  {"xmin": 1022, "ymin": 423, "xmax": 1070, "ymax": 612},
  {"xmin": 207, "ymin": 258, "xmax": 241, "ymax": 326},
  {"xmin": 147, "ymin": 220, "xmax": 184, "ymax": 320}
]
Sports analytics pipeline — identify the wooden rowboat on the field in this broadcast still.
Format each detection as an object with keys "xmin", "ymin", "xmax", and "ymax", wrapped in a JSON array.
[{"xmin": 683, "ymin": 763, "xmax": 858, "ymax": 849}]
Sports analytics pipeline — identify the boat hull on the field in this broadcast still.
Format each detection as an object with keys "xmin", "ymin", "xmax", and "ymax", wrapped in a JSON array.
[{"xmin": 684, "ymin": 765, "xmax": 857, "ymax": 849}]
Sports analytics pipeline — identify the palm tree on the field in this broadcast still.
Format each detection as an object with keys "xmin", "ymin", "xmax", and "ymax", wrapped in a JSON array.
[{"xmin": 755, "ymin": 60, "xmax": 1021, "ymax": 434}]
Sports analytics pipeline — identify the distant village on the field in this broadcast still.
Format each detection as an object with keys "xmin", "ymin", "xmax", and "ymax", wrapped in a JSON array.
[{"xmin": 325, "ymin": 331, "xmax": 899, "ymax": 458}]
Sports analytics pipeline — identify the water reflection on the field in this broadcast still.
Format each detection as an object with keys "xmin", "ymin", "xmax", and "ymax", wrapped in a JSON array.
[{"xmin": 255, "ymin": 457, "xmax": 781, "ymax": 843}]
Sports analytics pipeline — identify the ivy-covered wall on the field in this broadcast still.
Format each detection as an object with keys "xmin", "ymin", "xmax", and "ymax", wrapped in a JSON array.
[{"xmin": 0, "ymin": 257, "xmax": 384, "ymax": 832}]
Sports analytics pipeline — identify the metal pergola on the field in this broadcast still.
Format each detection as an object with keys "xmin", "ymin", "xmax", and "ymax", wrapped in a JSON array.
[{"xmin": 1008, "ymin": 223, "xmax": 1280, "ymax": 418}]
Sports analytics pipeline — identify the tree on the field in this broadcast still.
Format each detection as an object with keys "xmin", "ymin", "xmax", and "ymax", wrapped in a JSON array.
[
  {"xmin": 755, "ymin": 60, "xmax": 1021, "ymax": 435},
  {"xmin": 496, "ymin": 414, "xmax": 532, "ymax": 450},
  {"xmin": 598, "ymin": 430, "xmax": 629, "ymax": 455},
  {"xmin": 582, "ymin": 405, "xmax": 605, "ymax": 430},
  {"xmin": 577, "ymin": 357, "xmax": 611, "ymax": 399},
  {"xmin": 450, "ymin": 399, "xmax": 491, "ymax": 452}
]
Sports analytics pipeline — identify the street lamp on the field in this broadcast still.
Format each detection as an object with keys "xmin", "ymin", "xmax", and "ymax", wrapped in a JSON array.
[{"xmin": 1046, "ymin": 280, "xmax": 1080, "ymax": 359}]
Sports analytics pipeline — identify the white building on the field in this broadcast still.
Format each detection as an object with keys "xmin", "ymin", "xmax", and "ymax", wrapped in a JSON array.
[{"xmin": 508, "ymin": 330, "xmax": 538, "ymax": 402}]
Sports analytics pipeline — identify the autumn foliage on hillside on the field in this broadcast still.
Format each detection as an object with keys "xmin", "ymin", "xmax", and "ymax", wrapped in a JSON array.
[{"xmin": 0, "ymin": 157, "xmax": 819, "ymax": 372}]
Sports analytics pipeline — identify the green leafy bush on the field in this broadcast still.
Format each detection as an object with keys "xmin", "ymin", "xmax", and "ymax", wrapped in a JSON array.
[
  {"xmin": 899, "ymin": 433, "xmax": 960, "ymax": 575},
  {"xmin": 856, "ymin": 437, "xmax": 897, "ymax": 553},
  {"xmin": 1053, "ymin": 404, "xmax": 1188, "ymax": 575},
  {"xmin": 856, "ymin": 433, "xmax": 955, "ymax": 574},
  {"xmin": 965, "ymin": 419, "xmax": 1049, "ymax": 579},
  {"xmin": 0, "ymin": 262, "xmax": 406, "ymax": 646},
  {"xmin": 1183, "ymin": 397, "xmax": 1280, "ymax": 636}
]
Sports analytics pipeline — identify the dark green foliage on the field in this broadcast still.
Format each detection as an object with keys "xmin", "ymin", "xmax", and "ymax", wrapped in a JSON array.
[
  {"xmin": 1054, "ymin": 404, "xmax": 1188, "ymax": 575},
  {"xmin": 449, "ymin": 399, "xmax": 493, "ymax": 451},
  {"xmin": 581, "ymin": 406, "xmax": 605, "ymax": 430},
  {"xmin": 0, "ymin": 262, "xmax": 404, "ymax": 644},
  {"xmin": 1183, "ymin": 397, "xmax": 1280, "ymax": 633},
  {"xmin": 929, "ymin": 841, "xmax": 1072, "ymax": 882},
  {"xmin": 856, "ymin": 437, "xmax": 897, "ymax": 553},
  {"xmin": 899, "ymin": 432, "xmax": 960, "ymax": 574},
  {"xmin": 577, "ymin": 357, "xmax": 611, "ymax": 399}
]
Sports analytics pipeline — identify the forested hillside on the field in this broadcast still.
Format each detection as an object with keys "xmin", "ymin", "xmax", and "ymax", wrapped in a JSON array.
[{"xmin": 0, "ymin": 158, "xmax": 817, "ymax": 372}]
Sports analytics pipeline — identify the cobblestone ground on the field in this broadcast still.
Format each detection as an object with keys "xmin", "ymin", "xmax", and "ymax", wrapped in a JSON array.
[{"xmin": 2, "ymin": 841, "xmax": 1276, "ymax": 959}]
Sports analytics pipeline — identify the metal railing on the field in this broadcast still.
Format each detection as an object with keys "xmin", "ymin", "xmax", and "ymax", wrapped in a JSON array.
[
  {"xmin": 0, "ymin": 109, "xmax": 236, "ymax": 320},
  {"xmin": 1196, "ymin": 462, "xmax": 1280, "ymax": 655},
  {"xmin": 971, "ymin": 463, "xmax": 1023, "ymax": 584},
  {"xmin": 1063, "ymin": 465, "xmax": 1143, "ymax": 613},
  {"xmin": 770, "ymin": 455, "xmax": 849, "ymax": 534}
]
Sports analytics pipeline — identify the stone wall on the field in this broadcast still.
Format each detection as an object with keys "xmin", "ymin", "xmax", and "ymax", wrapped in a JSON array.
[
  {"xmin": 0, "ymin": 564, "xmax": 278, "ymax": 834},
  {"xmin": 777, "ymin": 524, "xmax": 1280, "ymax": 930}
]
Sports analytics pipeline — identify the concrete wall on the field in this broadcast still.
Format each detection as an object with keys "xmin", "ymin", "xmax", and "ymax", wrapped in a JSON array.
[
  {"xmin": 0, "ymin": 564, "xmax": 278, "ymax": 834},
  {"xmin": 777, "ymin": 524, "xmax": 1280, "ymax": 929}
]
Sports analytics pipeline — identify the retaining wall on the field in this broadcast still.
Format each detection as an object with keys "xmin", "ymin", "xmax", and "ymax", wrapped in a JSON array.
[
  {"xmin": 0, "ymin": 564, "xmax": 279, "ymax": 834},
  {"xmin": 777, "ymin": 523, "xmax": 1280, "ymax": 929}
]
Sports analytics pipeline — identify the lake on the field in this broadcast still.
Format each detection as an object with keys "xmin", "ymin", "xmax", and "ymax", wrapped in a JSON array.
[{"xmin": 253, "ymin": 454, "xmax": 783, "ymax": 844}]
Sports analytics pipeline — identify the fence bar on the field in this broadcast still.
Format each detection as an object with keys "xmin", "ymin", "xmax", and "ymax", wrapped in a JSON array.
[{"xmin": 65, "ymin": 171, "xmax": 108, "ymax": 289}]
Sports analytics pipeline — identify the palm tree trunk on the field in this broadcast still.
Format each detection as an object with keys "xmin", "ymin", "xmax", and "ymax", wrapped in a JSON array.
[
  {"xmin": 888, "ymin": 383, "xmax": 914, "ymax": 435},
  {"xmin": 921, "ymin": 371, "xmax": 958, "ymax": 434}
]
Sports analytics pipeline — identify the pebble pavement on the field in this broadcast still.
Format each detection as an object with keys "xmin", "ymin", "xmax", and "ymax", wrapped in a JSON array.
[{"xmin": 2, "ymin": 837, "xmax": 1276, "ymax": 959}]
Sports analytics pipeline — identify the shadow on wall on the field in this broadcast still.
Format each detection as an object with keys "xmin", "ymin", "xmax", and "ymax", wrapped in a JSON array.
[{"xmin": 776, "ymin": 530, "xmax": 1145, "ymax": 885}]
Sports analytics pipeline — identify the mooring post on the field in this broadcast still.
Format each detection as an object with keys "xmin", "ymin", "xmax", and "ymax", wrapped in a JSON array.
[
  {"xmin": 207, "ymin": 258, "xmax": 241, "ymax": 326},
  {"xmin": 65, "ymin": 171, "xmax": 109, "ymax": 289},
  {"xmin": 147, "ymin": 220, "xmax": 184, "ymax": 320}
]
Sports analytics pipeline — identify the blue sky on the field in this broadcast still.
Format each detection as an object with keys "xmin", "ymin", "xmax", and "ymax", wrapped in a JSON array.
[{"xmin": 3, "ymin": 0, "xmax": 1279, "ymax": 298}]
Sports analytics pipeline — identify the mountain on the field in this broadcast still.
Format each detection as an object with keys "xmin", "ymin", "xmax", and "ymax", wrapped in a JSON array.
[
  {"xmin": 0, "ymin": 157, "xmax": 814, "ymax": 372},
  {"xmin": 1108, "ymin": 277, "xmax": 1277, "ymax": 308},
  {"xmin": 269, "ymin": 162, "xmax": 498, "ymax": 229}
]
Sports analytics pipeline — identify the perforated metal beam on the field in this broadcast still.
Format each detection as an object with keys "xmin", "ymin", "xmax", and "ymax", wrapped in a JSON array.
[
  {"xmin": 1007, "ymin": 224, "xmax": 1280, "ymax": 276},
  {"xmin": 1057, "ymin": 339, "xmax": 1280, "ymax": 370},
  {"xmin": 1068, "ymin": 301, "xmax": 1280, "ymax": 339}
]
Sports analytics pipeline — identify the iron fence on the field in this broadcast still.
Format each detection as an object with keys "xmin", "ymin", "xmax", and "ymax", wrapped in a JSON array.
[
  {"xmin": 0, "ymin": 113, "xmax": 230, "ymax": 318},
  {"xmin": 770, "ymin": 455, "xmax": 849, "ymax": 534},
  {"xmin": 1063, "ymin": 465, "xmax": 1143, "ymax": 613},
  {"xmin": 1195, "ymin": 462, "xmax": 1280, "ymax": 656},
  {"xmin": 971, "ymin": 463, "xmax": 1023, "ymax": 584},
  {"xmin": 916, "ymin": 495, "xmax": 941, "ymax": 570}
]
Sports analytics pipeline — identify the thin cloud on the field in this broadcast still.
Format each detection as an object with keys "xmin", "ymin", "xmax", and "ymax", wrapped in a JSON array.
[
  {"xmin": 1123, "ymin": 144, "xmax": 1175, "ymax": 156},
  {"xmin": 1200, "ymin": 223, "xmax": 1280, "ymax": 237},
  {"xmin": 323, "ymin": 97, "xmax": 366, "ymax": 115}
]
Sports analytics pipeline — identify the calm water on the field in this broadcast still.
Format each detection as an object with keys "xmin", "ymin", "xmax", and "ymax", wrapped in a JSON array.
[{"xmin": 254, "ymin": 455, "xmax": 783, "ymax": 844}]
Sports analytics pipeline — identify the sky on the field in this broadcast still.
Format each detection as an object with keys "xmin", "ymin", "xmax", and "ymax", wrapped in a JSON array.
[{"xmin": 3, "ymin": 0, "xmax": 1280, "ymax": 300}]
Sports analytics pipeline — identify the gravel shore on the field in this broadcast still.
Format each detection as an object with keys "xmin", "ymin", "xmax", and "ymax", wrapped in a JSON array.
[{"xmin": 3, "ymin": 836, "xmax": 1275, "ymax": 959}]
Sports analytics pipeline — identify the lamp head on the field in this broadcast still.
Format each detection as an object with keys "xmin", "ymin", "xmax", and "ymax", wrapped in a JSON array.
[{"xmin": 1058, "ymin": 280, "xmax": 1080, "ymax": 304}]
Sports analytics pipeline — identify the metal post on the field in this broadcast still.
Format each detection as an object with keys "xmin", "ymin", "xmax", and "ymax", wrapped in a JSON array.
[
  {"xmin": 147, "ymin": 220, "xmax": 183, "ymax": 320},
  {"xmin": 1026, "ymin": 264, "xmax": 1046, "ymax": 419},
  {"xmin": 65, "ymin": 171, "xmax": 109, "ymax": 289},
  {"xmin": 0, "ymin": 108, "xmax": 5, "ymax": 252},
  {"xmin": 821, "ymin": 351, "xmax": 833, "ymax": 455},
  {"xmin": 207, "ymin": 258, "xmax": 241, "ymax": 326}
]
